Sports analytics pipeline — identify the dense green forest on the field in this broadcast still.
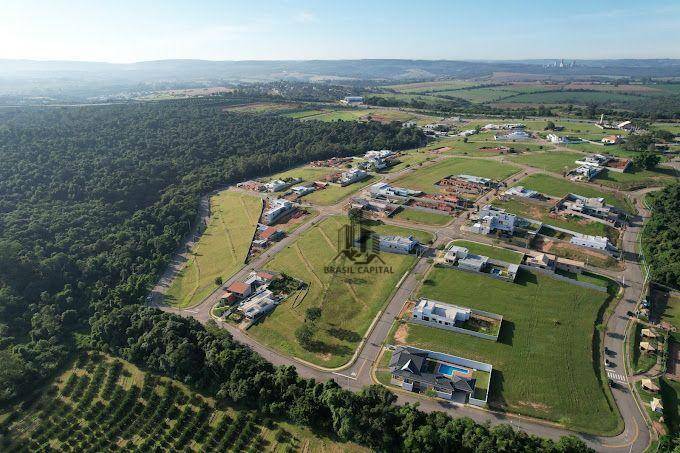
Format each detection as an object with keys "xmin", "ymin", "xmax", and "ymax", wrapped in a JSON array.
[
  {"xmin": 643, "ymin": 183, "xmax": 680, "ymax": 288},
  {"xmin": 0, "ymin": 100, "xmax": 590, "ymax": 451}
]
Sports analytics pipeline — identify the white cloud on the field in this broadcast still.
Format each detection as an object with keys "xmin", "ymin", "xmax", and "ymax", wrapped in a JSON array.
[{"xmin": 294, "ymin": 11, "xmax": 316, "ymax": 23}]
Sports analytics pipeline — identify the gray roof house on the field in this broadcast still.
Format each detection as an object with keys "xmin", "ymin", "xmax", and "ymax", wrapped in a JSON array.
[{"xmin": 388, "ymin": 346, "xmax": 479, "ymax": 402}]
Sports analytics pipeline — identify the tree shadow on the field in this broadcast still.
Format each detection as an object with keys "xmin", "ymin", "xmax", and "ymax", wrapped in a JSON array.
[
  {"xmin": 487, "ymin": 369, "xmax": 507, "ymax": 411},
  {"xmin": 326, "ymin": 327, "xmax": 361, "ymax": 343}
]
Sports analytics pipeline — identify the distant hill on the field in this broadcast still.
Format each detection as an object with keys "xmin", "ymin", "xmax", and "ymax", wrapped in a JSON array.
[{"xmin": 1, "ymin": 58, "xmax": 680, "ymax": 100}]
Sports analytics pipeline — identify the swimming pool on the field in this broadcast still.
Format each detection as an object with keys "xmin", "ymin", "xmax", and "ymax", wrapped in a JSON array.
[{"xmin": 438, "ymin": 363, "xmax": 470, "ymax": 376}]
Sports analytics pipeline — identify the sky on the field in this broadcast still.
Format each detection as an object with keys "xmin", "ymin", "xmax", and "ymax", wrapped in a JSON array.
[{"xmin": 2, "ymin": 0, "xmax": 679, "ymax": 63}]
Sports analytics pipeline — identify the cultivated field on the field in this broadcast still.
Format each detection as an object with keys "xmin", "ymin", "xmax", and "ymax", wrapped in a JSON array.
[
  {"xmin": 394, "ymin": 267, "xmax": 620, "ymax": 434},
  {"xmin": 384, "ymin": 80, "xmax": 481, "ymax": 93},
  {"xmin": 248, "ymin": 216, "xmax": 432, "ymax": 367},
  {"xmin": 166, "ymin": 191, "xmax": 262, "ymax": 308},
  {"xmin": 0, "ymin": 352, "xmax": 367, "ymax": 452},
  {"xmin": 393, "ymin": 157, "xmax": 519, "ymax": 193}
]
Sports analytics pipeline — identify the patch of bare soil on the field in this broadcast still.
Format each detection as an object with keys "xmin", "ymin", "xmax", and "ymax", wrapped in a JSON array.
[
  {"xmin": 394, "ymin": 323, "xmax": 410, "ymax": 344},
  {"xmin": 515, "ymin": 401, "xmax": 551, "ymax": 413}
]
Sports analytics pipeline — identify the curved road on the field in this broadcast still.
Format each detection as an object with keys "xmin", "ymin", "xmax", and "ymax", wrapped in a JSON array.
[{"xmin": 151, "ymin": 152, "xmax": 662, "ymax": 452}]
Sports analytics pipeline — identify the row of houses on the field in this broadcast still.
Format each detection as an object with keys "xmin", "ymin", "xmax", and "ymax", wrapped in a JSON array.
[{"xmin": 220, "ymin": 271, "xmax": 280, "ymax": 319}]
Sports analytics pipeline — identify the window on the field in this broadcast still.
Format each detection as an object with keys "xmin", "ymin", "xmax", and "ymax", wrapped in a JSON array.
[{"xmin": 423, "ymin": 316, "xmax": 429, "ymax": 321}]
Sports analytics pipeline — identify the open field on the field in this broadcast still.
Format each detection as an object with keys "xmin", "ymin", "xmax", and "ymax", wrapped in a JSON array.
[
  {"xmin": 302, "ymin": 110, "xmax": 368, "ymax": 122},
  {"xmin": 302, "ymin": 175, "xmax": 377, "ymax": 205},
  {"xmin": 393, "ymin": 157, "xmax": 519, "ymax": 193},
  {"xmin": 166, "ymin": 191, "xmax": 262, "ymax": 308},
  {"xmin": 437, "ymin": 139, "xmax": 551, "ymax": 157},
  {"xmin": 284, "ymin": 109, "xmax": 328, "ymax": 119},
  {"xmin": 448, "ymin": 239, "xmax": 524, "ymax": 264},
  {"xmin": 394, "ymin": 267, "xmax": 620, "ymax": 434},
  {"xmin": 384, "ymin": 80, "xmax": 481, "ymax": 93},
  {"xmin": 267, "ymin": 166, "xmax": 339, "ymax": 186},
  {"xmin": 384, "ymin": 151, "xmax": 434, "ymax": 172},
  {"xmin": 564, "ymin": 142, "xmax": 638, "ymax": 158},
  {"xmin": 514, "ymin": 173, "xmax": 632, "ymax": 213},
  {"xmin": 502, "ymin": 91, "xmax": 643, "ymax": 105},
  {"xmin": 0, "ymin": 351, "xmax": 367, "ymax": 452},
  {"xmin": 223, "ymin": 102, "xmax": 301, "ymax": 113},
  {"xmin": 248, "ymin": 216, "xmax": 433, "ymax": 367},
  {"xmin": 508, "ymin": 150, "xmax": 582, "ymax": 173},
  {"xmin": 437, "ymin": 87, "xmax": 519, "ymax": 103},
  {"xmin": 392, "ymin": 207, "xmax": 452, "ymax": 226},
  {"xmin": 492, "ymin": 198, "xmax": 618, "ymax": 240}
]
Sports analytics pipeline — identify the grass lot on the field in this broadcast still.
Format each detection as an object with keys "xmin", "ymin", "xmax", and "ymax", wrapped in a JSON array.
[
  {"xmin": 396, "ymin": 267, "xmax": 620, "ymax": 434},
  {"xmin": 492, "ymin": 198, "xmax": 619, "ymax": 240},
  {"xmin": 515, "ymin": 173, "xmax": 632, "ymax": 213},
  {"xmin": 249, "ymin": 216, "xmax": 433, "ymax": 367},
  {"xmin": 657, "ymin": 292, "xmax": 680, "ymax": 341},
  {"xmin": 564, "ymin": 142, "xmax": 638, "ymax": 158},
  {"xmin": 593, "ymin": 167, "xmax": 677, "ymax": 190},
  {"xmin": 267, "ymin": 166, "xmax": 339, "ymax": 186},
  {"xmin": 554, "ymin": 269, "xmax": 614, "ymax": 289},
  {"xmin": 385, "ymin": 151, "xmax": 434, "ymax": 173},
  {"xmin": 437, "ymin": 87, "xmax": 519, "ymax": 103},
  {"xmin": 509, "ymin": 150, "xmax": 583, "ymax": 173},
  {"xmin": 522, "ymin": 120, "xmax": 612, "ymax": 135},
  {"xmin": 393, "ymin": 157, "xmax": 519, "ymax": 193},
  {"xmin": 438, "ymin": 139, "xmax": 551, "ymax": 157},
  {"xmin": 2, "ymin": 352, "xmax": 368, "ymax": 453},
  {"xmin": 448, "ymin": 239, "xmax": 523, "ymax": 264},
  {"xmin": 166, "ymin": 191, "xmax": 262, "ymax": 308},
  {"xmin": 302, "ymin": 175, "xmax": 377, "ymax": 205},
  {"xmin": 392, "ymin": 207, "xmax": 452, "ymax": 226},
  {"xmin": 535, "ymin": 239, "xmax": 621, "ymax": 270}
]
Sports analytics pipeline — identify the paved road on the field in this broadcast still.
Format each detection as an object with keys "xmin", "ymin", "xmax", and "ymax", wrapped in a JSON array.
[{"xmin": 152, "ymin": 154, "xmax": 659, "ymax": 451}]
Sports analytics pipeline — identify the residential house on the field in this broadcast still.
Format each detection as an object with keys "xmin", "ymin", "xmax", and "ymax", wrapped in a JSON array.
[
  {"xmin": 226, "ymin": 281, "xmax": 252, "ymax": 299},
  {"xmin": 470, "ymin": 205, "xmax": 516, "ymax": 235},
  {"xmin": 640, "ymin": 342, "xmax": 657, "ymax": 354},
  {"xmin": 377, "ymin": 235, "xmax": 419, "ymax": 254},
  {"xmin": 365, "ymin": 149, "xmax": 394, "ymax": 160},
  {"xmin": 547, "ymin": 134, "xmax": 579, "ymax": 144},
  {"xmin": 264, "ymin": 179, "xmax": 289, "ymax": 192},
  {"xmin": 641, "ymin": 378, "xmax": 660, "ymax": 392},
  {"xmin": 260, "ymin": 227, "xmax": 284, "ymax": 242},
  {"xmin": 555, "ymin": 257, "xmax": 584, "ymax": 274},
  {"xmin": 559, "ymin": 193, "xmax": 621, "ymax": 223},
  {"xmin": 494, "ymin": 130, "xmax": 532, "ymax": 141},
  {"xmin": 651, "ymin": 398, "xmax": 664, "ymax": 414},
  {"xmin": 388, "ymin": 346, "xmax": 478, "ymax": 403},
  {"xmin": 263, "ymin": 199, "xmax": 296, "ymax": 225},
  {"xmin": 412, "ymin": 299, "xmax": 471, "ymax": 330},
  {"xmin": 601, "ymin": 135, "xmax": 623, "ymax": 145},
  {"xmin": 370, "ymin": 182, "xmax": 422, "ymax": 198},
  {"xmin": 339, "ymin": 168, "xmax": 369, "ymax": 186},
  {"xmin": 641, "ymin": 328, "xmax": 658, "ymax": 339},
  {"xmin": 504, "ymin": 185, "xmax": 540, "ymax": 199},
  {"xmin": 291, "ymin": 185, "xmax": 314, "ymax": 196},
  {"xmin": 569, "ymin": 233, "xmax": 615, "ymax": 252},
  {"xmin": 239, "ymin": 289, "xmax": 278, "ymax": 320},
  {"xmin": 617, "ymin": 120, "xmax": 634, "ymax": 131},
  {"xmin": 342, "ymin": 96, "xmax": 364, "ymax": 105}
]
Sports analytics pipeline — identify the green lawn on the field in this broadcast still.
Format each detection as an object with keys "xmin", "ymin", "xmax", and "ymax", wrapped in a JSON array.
[
  {"xmin": 393, "ymin": 157, "xmax": 519, "ymax": 193},
  {"xmin": 492, "ymin": 198, "xmax": 619, "ymax": 241},
  {"xmin": 661, "ymin": 377, "xmax": 680, "ymax": 434},
  {"xmin": 396, "ymin": 267, "xmax": 620, "ymax": 434},
  {"xmin": 384, "ymin": 151, "xmax": 434, "ymax": 173},
  {"xmin": 284, "ymin": 109, "xmax": 328, "ymax": 119},
  {"xmin": 593, "ymin": 167, "xmax": 677, "ymax": 190},
  {"xmin": 438, "ymin": 139, "xmax": 551, "ymax": 157},
  {"xmin": 248, "ymin": 216, "xmax": 433, "ymax": 367},
  {"xmin": 509, "ymin": 151, "xmax": 583, "ymax": 173},
  {"xmin": 302, "ymin": 175, "xmax": 377, "ymax": 205},
  {"xmin": 392, "ymin": 207, "xmax": 452, "ymax": 226},
  {"xmin": 564, "ymin": 142, "xmax": 638, "ymax": 158},
  {"xmin": 384, "ymin": 80, "xmax": 481, "ymax": 93},
  {"xmin": 448, "ymin": 239, "xmax": 523, "ymax": 264},
  {"xmin": 166, "ymin": 191, "xmax": 262, "ymax": 308},
  {"xmin": 302, "ymin": 110, "xmax": 367, "ymax": 122},
  {"xmin": 515, "ymin": 173, "xmax": 631, "ymax": 213},
  {"xmin": 554, "ymin": 270, "xmax": 614, "ymax": 289}
]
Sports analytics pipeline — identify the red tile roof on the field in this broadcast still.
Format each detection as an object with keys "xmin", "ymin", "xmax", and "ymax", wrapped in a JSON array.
[
  {"xmin": 260, "ymin": 227, "xmax": 280, "ymax": 239},
  {"xmin": 227, "ymin": 282, "xmax": 250, "ymax": 295},
  {"xmin": 257, "ymin": 271, "xmax": 275, "ymax": 281}
]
